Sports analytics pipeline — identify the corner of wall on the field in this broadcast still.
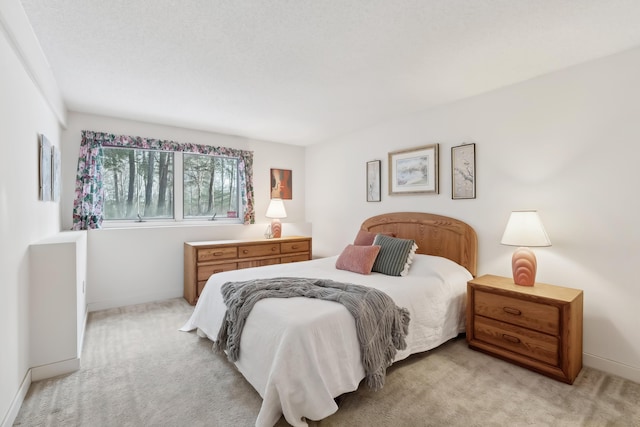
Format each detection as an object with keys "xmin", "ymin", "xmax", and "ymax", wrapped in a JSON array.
[
  {"xmin": 0, "ymin": 0, "xmax": 67, "ymax": 127},
  {"xmin": 0, "ymin": 370, "xmax": 31, "ymax": 427}
]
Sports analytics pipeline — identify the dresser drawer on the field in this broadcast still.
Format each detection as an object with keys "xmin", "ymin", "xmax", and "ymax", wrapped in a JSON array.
[
  {"xmin": 238, "ymin": 258, "xmax": 281, "ymax": 269},
  {"xmin": 198, "ymin": 247, "xmax": 238, "ymax": 262},
  {"xmin": 197, "ymin": 263, "xmax": 238, "ymax": 281},
  {"xmin": 238, "ymin": 243, "xmax": 280, "ymax": 258},
  {"xmin": 474, "ymin": 316, "xmax": 559, "ymax": 366},
  {"xmin": 281, "ymin": 240, "xmax": 310, "ymax": 254},
  {"xmin": 475, "ymin": 290, "xmax": 560, "ymax": 335},
  {"xmin": 281, "ymin": 254, "xmax": 310, "ymax": 263}
]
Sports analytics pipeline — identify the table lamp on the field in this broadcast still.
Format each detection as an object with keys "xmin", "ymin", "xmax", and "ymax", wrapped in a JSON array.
[
  {"xmin": 265, "ymin": 199, "xmax": 287, "ymax": 239},
  {"xmin": 500, "ymin": 210, "xmax": 551, "ymax": 286}
]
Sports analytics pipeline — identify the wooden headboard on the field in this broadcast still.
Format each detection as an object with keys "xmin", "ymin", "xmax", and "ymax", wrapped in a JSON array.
[{"xmin": 360, "ymin": 212, "xmax": 478, "ymax": 277}]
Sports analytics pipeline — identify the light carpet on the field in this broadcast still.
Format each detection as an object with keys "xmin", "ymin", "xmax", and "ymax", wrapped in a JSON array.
[{"xmin": 14, "ymin": 298, "xmax": 640, "ymax": 427}]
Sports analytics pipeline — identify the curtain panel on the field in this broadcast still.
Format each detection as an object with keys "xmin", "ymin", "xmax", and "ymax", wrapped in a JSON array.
[{"xmin": 72, "ymin": 130, "xmax": 255, "ymax": 230}]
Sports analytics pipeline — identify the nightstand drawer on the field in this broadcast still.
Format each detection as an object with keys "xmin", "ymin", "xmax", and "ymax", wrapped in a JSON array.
[
  {"xmin": 281, "ymin": 241, "xmax": 310, "ymax": 254},
  {"xmin": 474, "ymin": 316, "xmax": 559, "ymax": 366},
  {"xmin": 197, "ymin": 263, "xmax": 238, "ymax": 281},
  {"xmin": 475, "ymin": 290, "xmax": 560, "ymax": 335},
  {"xmin": 198, "ymin": 247, "xmax": 238, "ymax": 262},
  {"xmin": 238, "ymin": 243, "xmax": 280, "ymax": 258},
  {"xmin": 197, "ymin": 280, "xmax": 207, "ymax": 299}
]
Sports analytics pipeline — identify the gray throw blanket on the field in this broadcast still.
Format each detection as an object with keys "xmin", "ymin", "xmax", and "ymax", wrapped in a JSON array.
[{"xmin": 215, "ymin": 277, "xmax": 410, "ymax": 390}]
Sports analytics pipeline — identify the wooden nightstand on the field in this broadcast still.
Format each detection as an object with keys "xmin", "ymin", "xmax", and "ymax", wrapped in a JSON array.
[
  {"xmin": 466, "ymin": 274, "xmax": 583, "ymax": 384},
  {"xmin": 183, "ymin": 236, "xmax": 312, "ymax": 305}
]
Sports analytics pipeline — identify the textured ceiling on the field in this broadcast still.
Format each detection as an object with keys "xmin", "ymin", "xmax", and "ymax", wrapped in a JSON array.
[{"xmin": 19, "ymin": 0, "xmax": 640, "ymax": 145}]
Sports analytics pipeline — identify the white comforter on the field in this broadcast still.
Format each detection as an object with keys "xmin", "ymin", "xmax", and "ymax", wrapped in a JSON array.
[{"xmin": 180, "ymin": 254, "xmax": 472, "ymax": 427}]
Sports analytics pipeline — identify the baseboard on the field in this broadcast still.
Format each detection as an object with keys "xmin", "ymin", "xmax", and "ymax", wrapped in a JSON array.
[
  {"xmin": 31, "ymin": 357, "xmax": 80, "ymax": 381},
  {"xmin": 1, "ymin": 369, "xmax": 31, "ymax": 427},
  {"xmin": 584, "ymin": 352, "xmax": 640, "ymax": 384},
  {"xmin": 87, "ymin": 290, "xmax": 182, "ymax": 312},
  {"xmin": 79, "ymin": 303, "xmax": 88, "ymax": 352}
]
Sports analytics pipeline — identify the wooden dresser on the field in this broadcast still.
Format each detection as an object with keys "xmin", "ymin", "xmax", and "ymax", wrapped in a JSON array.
[
  {"xmin": 184, "ymin": 236, "xmax": 312, "ymax": 305},
  {"xmin": 466, "ymin": 274, "xmax": 583, "ymax": 384}
]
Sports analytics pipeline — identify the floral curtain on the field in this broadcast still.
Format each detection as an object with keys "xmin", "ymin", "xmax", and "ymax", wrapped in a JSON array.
[{"xmin": 72, "ymin": 130, "xmax": 255, "ymax": 230}]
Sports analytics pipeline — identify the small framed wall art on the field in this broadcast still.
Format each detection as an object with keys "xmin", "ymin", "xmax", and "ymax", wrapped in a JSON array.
[
  {"xmin": 51, "ymin": 145, "xmax": 61, "ymax": 201},
  {"xmin": 366, "ymin": 160, "xmax": 381, "ymax": 202},
  {"xmin": 39, "ymin": 134, "xmax": 52, "ymax": 201},
  {"xmin": 451, "ymin": 143, "xmax": 476, "ymax": 199},
  {"xmin": 270, "ymin": 168, "xmax": 292, "ymax": 199},
  {"xmin": 388, "ymin": 144, "xmax": 439, "ymax": 195}
]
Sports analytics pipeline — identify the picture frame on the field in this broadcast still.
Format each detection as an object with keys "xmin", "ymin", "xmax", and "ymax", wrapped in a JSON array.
[
  {"xmin": 51, "ymin": 145, "xmax": 61, "ymax": 201},
  {"xmin": 366, "ymin": 160, "xmax": 381, "ymax": 202},
  {"xmin": 451, "ymin": 143, "xmax": 476, "ymax": 199},
  {"xmin": 39, "ymin": 134, "xmax": 52, "ymax": 201},
  {"xmin": 388, "ymin": 144, "xmax": 439, "ymax": 195},
  {"xmin": 270, "ymin": 168, "xmax": 292, "ymax": 199}
]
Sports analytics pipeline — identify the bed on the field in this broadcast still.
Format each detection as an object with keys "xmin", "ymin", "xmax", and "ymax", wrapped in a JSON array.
[{"xmin": 181, "ymin": 212, "xmax": 477, "ymax": 426}]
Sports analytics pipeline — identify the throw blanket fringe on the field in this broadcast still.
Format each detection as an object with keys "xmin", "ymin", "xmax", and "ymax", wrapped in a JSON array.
[{"xmin": 215, "ymin": 277, "xmax": 410, "ymax": 391}]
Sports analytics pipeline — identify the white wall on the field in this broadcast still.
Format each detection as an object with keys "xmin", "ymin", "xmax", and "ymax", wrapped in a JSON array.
[
  {"xmin": 61, "ymin": 112, "xmax": 309, "ymax": 310},
  {"xmin": 0, "ymin": 4, "xmax": 63, "ymax": 425},
  {"xmin": 306, "ymin": 47, "xmax": 640, "ymax": 383}
]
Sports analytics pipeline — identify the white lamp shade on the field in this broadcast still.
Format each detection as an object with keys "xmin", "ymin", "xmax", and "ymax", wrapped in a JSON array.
[
  {"xmin": 501, "ymin": 210, "xmax": 551, "ymax": 247},
  {"xmin": 265, "ymin": 199, "xmax": 287, "ymax": 219}
]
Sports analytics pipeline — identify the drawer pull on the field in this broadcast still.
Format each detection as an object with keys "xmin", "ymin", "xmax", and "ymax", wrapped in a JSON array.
[
  {"xmin": 291, "ymin": 245, "xmax": 299, "ymax": 249},
  {"xmin": 271, "ymin": 247, "xmax": 277, "ymax": 251},
  {"xmin": 503, "ymin": 306, "xmax": 522, "ymax": 316},
  {"xmin": 214, "ymin": 252, "xmax": 224, "ymax": 257},
  {"xmin": 502, "ymin": 334, "xmax": 521, "ymax": 344},
  {"xmin": 243, "ymin": 249, "xmax": 249, "ymax": 254},
  {"xmin": 213, "ymin": 269, "xmax": 223, "ymax": 274}
]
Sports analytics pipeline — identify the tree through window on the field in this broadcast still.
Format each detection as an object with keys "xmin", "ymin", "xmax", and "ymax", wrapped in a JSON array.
[
  {"xmin": 183, "ymin": 154, "xmax": 239, "ymax": 218},
  {"xmin": 102, "ymin": 149, "xmax": 240, "ymax": 221}
]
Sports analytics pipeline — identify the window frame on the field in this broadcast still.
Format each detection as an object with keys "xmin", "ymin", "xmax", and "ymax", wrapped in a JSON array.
[
  {"xmin": 101, "ymin": 150, "xmax": 244, "ymax": 227},
  {"xmin": 182, "ymin": 152, "xmax": 241, "ymax": 221}
]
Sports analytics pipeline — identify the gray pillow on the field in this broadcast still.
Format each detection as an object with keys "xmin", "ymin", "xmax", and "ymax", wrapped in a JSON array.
[{"xmin": 371, "ymin": 234, "xmax": 417, "ymax": 276}]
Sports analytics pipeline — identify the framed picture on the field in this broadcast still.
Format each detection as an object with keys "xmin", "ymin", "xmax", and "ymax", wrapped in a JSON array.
[
  {"xmin": 39, "ymin": 134, "xmax": 52, "ymax": 201},
  {"xmin": 270, "ymin": 168, "xmax": 292, "ymax": 199},
  {"xmin": 51, "ymin": 145, "xmax": 61, "ymax": 201},
  {"xmin": 388, "ymin": 144, "xmax": 439, "ymax": 195},
  {"xmin": 366, "ymin": 160, "xmax": 381, "ymax": 202},
  {"xmin": 451, "ymin": 143, "xmax": 476, "ymax": 199}
]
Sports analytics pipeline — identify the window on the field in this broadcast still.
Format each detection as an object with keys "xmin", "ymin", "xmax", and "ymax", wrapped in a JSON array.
[
  {"xmin": 103, "ymin": 147, "xmax": 174, "ymax": 220},
  {"xmin": 72, "ymin": 131, "xmax": 254, "ymax": 230},
  {"xmin": 183, "ymin": 154, "xmax": 239, "ymax": 219},
  {"xmin": 102, "ymin": 148, "xmax": 242, "ymax": 222}
]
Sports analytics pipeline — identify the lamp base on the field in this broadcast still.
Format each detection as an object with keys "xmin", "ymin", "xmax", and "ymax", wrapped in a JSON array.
[
  {"xmin": 264, "ymin": 224, "xmax": 273, "ymax": 239},
  {"xmin": 270, "ymin": 218, "xmax": 282, "ymax": 239},
  {"xmin": 512, "ymin": 247, "xmax": 537, "ymax": 286}
]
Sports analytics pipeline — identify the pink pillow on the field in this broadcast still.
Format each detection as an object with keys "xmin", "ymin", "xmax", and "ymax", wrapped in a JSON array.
[
  {"xmin": 353, "ymin": 229, "xmax": 395, "ymax": 246},
  {"xmin": 335, "ymin": 244, "xmax": 381, "ymax": 275}
]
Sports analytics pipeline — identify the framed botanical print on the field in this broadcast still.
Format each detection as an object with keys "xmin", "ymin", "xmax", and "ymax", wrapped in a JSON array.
[
  {"xmin": 451, "ymin": 143, "xmax": 476, "ymax": 199},
  {"xmin": 366, "ymin": 160, "xmax": 381, "ymax": 202},
  {"xmin": 388, "ymin": 144, "xmax": 439, "ymax": 195}
]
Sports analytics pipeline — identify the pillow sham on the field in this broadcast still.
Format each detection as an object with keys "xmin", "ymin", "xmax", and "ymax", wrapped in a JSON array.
[
  {"xmin": 371, "ymin": 234, "xmax": 417, "ymax": 276},
  {"xmin": 335, "ymin": 244, "xmax": 381, "ymax": 275},
  {"xmin": 353, "ymin": 229, "xmax": 395, "ymax": 246}
]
